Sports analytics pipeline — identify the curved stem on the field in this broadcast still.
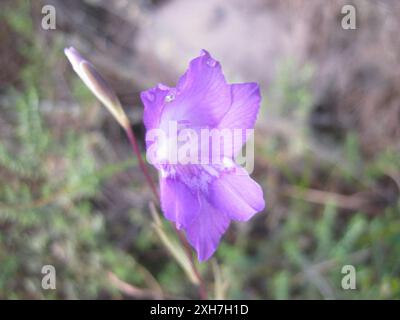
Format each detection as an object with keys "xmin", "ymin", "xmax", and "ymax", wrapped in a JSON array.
[{"xmin": 124, "ymin": 126, "xmax": 207, "ymax": 300}]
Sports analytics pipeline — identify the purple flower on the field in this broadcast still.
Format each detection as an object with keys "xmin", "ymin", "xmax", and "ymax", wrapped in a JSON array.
[{"xmin": 141, "ymin": 50, "xmax": 265, "ymax": 261}]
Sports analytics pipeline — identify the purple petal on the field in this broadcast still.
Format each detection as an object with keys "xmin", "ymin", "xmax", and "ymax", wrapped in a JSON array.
[
  {"xmin": 160, "ymin": 174, "xmax": 230, "ymax": 261},
  {"xmin": 210, "ymin": 165, "xmax": 265, "ymax": 221},
  {"xmin": 185, "ymin": 194, "xmax": 230, "ymax": 261},
  {"xmin": 218, "ymin": 83, "xmax": 261, "ymax": 156},
  {"xmin": 160, "ymin": 176, "xmax": 199, "ymax": 229},
  {"xmin": 160, "ymin": 50, "xmax": 231, "ymax": 128},
  {"xmin": 220, "ymin": 83, "xmax": 261, "ymax": 129},
  {"xmin": 140, "ymin": 84, "xmax": 171, "ymax": 131}
]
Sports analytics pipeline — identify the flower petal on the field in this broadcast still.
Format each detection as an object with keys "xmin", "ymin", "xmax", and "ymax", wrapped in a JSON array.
[
  {"xmin": 185, "ymin": 194, "xmax": 230, "ymax": 261},
  {"xmin": 140, "ymin": 84, "xmax": 171, "ymax": 131},
  {"xmin": 210, "ymin": 165, "xmax": 265, "ymax": 221},
  {"xmin": 160, "ymin": 176, "xmax": 199, "ymax": 229},
  {"xmin": 218, "ymin": 83, "xmax": 261, "ymax": 156},
  {"xmin": 160, "ymin": 50, "xmax": 231, "ymax": 129}
]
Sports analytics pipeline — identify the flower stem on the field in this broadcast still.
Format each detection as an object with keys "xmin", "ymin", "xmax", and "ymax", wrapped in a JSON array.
[
  {"xmin": 124, "ymin": 125, "xmax": 207, "ymax": 300},
  {"xmin": 175, "ymin": 227, "xmax": 207, "ymax": 300},
  {"xmin": 125, "ymin": 126, "xmax": 159, "ymax": 200}
]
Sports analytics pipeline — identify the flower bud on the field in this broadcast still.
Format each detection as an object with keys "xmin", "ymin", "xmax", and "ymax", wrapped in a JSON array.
[{"xmin": 64, "ymin": 47, "xmax": 130, "ymax": 130}]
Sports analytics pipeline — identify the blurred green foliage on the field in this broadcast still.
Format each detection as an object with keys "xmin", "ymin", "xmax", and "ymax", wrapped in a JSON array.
[
  {"xmin": 0, "ymin": 0, "xmax": 399, "ymax": 300},
  {"xmin": 0, "ymin": 1, "xmax": 149, "ymax": 299}
]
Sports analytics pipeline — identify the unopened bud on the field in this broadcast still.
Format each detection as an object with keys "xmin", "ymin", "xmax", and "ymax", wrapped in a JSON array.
[{"xmin": 64, "ymin": 47, "xmax": 130, "ymax": 130}]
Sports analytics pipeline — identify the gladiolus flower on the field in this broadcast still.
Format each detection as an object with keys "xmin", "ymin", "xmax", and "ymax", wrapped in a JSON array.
[{"xmin": 141, "ymin": 50, "xmax": 265, "ymax": 261}]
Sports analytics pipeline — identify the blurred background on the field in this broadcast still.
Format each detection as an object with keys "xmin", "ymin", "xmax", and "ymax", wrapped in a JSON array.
[{"xmin": 0, "ymin": 0, "xmax": 399, "ymax": 299}]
